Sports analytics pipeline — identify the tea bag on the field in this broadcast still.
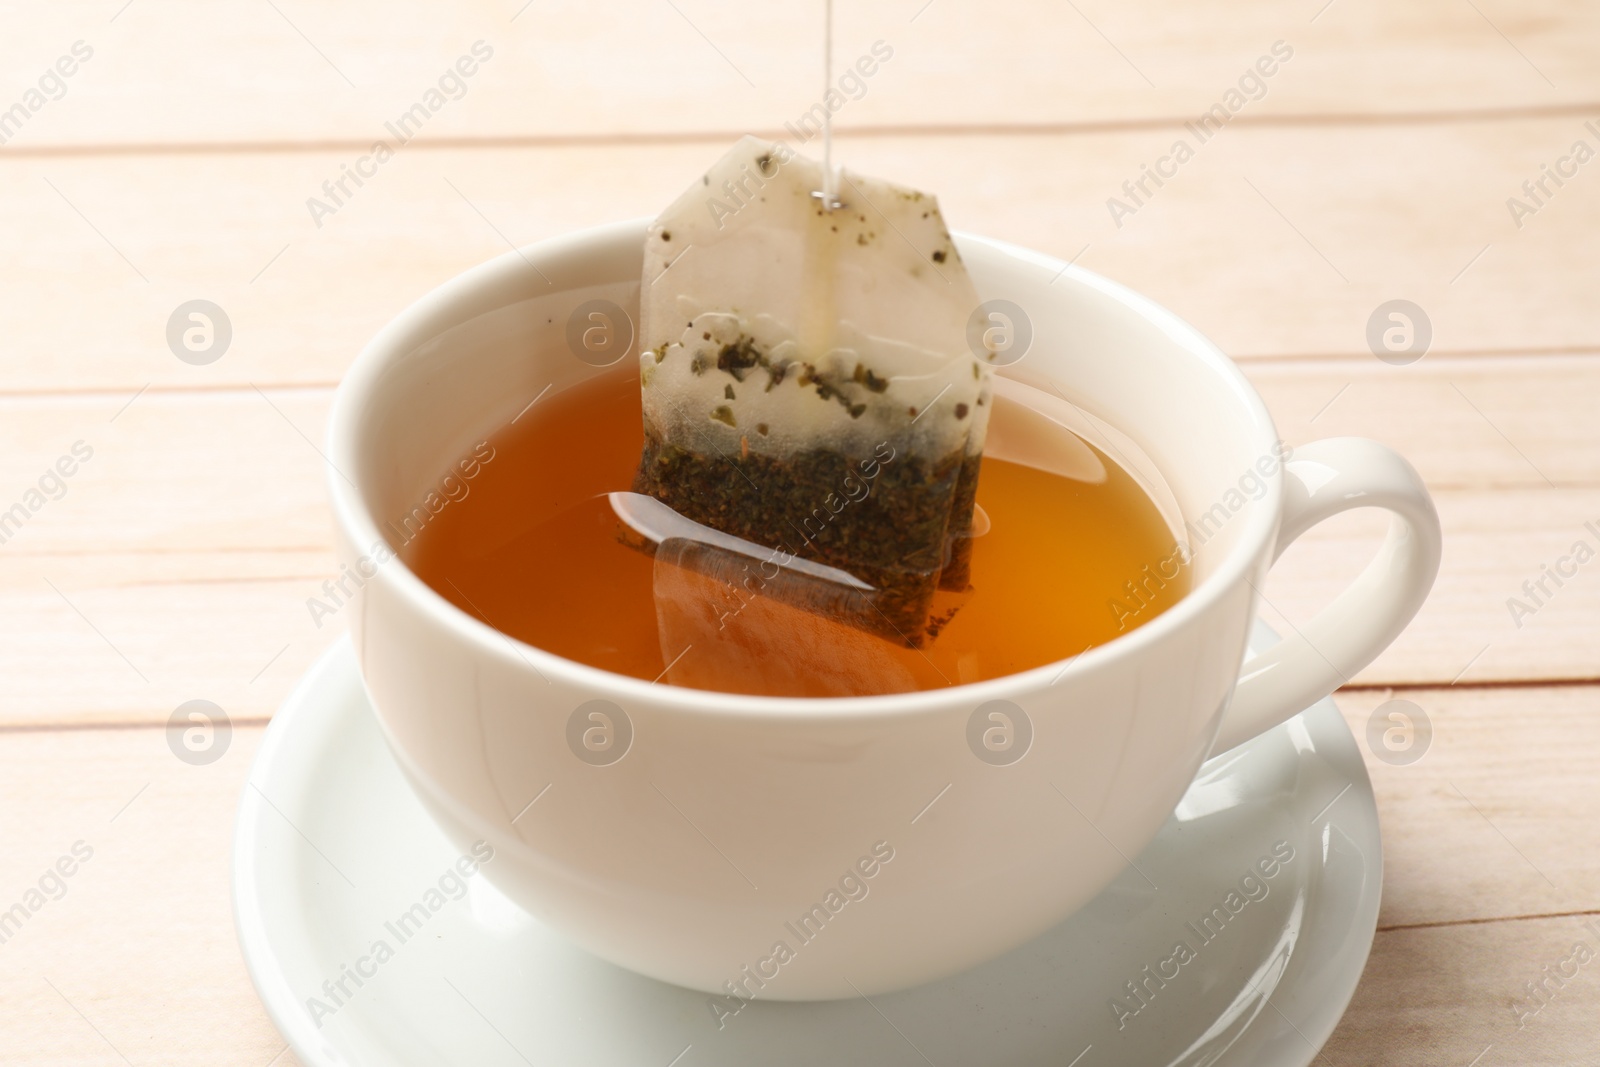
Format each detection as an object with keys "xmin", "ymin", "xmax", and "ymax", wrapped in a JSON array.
[{"xmin": 633, "ymin": 136, "xmax": 995, "ymax": 646}]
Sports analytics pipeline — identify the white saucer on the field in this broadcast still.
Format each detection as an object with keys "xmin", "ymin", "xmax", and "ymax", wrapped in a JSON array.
[{"xmin": 234, "ymin": 623, "xmax": 1379, "ymax": 1067}]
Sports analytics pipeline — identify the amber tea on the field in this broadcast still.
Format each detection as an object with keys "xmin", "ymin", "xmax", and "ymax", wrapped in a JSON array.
[{"xmin": 407, "ymin": 365, "xmax": 1190, "ymax": 698}]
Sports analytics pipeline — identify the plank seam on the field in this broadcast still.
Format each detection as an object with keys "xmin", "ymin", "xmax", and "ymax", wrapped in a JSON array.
[
  {"xmin": 1378, "ymin": 908, "xmax": 1600, "ymax": 933},
  {"xmin": 1, "ymin": 101, "xmax": 1598, "ymax": 160},
  {"xmin": 0, "ymin": 717, "xmax": 275, "ymax": 734},
  {"xmin": 1340, "ymin": 677, "xmax": 1600, "ymax": 694}
]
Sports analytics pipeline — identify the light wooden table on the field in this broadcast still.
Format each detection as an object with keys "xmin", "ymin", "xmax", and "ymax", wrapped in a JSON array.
[{"xmin": 2, "ymin": 1, "xmax": 1596, "ymax": 1063}]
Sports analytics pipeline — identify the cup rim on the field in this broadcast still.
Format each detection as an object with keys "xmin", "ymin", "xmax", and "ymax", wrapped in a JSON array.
[{"xmin": 327, "ymin": 219, "xmax": 1282, "ymax": 722}]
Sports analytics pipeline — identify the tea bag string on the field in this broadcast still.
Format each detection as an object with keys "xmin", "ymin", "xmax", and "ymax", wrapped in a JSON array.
[
  {"xmin": 813, "ymin": 0, "xmax": 843, "ymax": 209},
  {"xmin": 822, "ymin": 0, "xmax": 836, "ymax": 202}
]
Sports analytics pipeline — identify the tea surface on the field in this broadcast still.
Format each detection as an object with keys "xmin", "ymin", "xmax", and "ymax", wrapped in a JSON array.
[{"xmin": 407, "ymin": 366, "xmax": 1189, "ymax": 696}]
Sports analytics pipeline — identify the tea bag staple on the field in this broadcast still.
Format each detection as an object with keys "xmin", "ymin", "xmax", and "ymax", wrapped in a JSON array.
[{"xmin": 633, "ymin": 137, "xmax": 999, "ymax": 646}]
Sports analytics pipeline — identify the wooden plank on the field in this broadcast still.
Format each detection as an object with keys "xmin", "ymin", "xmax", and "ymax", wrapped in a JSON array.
[
  {"xmin": 0, "ymin": 724, "xmax": 302, "ymax": 1067},
  {"xmin": 0, "ymin": 0, "xmax": 1595, "ymax": 150},
  {"xmin": 0, "ymin": 390, "xmax": 338, "ymax": 727},
  {"xmin": 0, "ymin": 389, "xmax": 332, "ymax": 555},
  {"xmin": 1261, "ymin": 486, "xmax": 1600, "ymax": 689},
  {"xmin": 1326, "ymin": 914, "xmax": 1600, "ymax": 1066},
  {"xmin": 0, "ymin": 551, "xmax": 339, "ymax": 729},
  {"xmin": 1243, "ymin": 354, "xmax": 1600, "ymax": 689},
  {"xmin": 1242, "ymin": 354, "xmax": 1600, "ymax": 491},
  {"xmin": 1335, "ymin": 686, "xmax": 1600, "ymax": 928},
  {"xmin": 3, "ymin": 120, "xmax": 1598, "ymax": 398}
]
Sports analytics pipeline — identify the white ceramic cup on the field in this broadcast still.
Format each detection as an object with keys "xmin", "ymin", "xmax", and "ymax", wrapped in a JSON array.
[{"xmin": 327, "ymin": 220, "xmax": 1440, "ymax": 1001}]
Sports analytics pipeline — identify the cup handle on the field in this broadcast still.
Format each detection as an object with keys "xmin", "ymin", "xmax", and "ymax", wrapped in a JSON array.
[{"xmin": 1209, "ymin": 437, "xmax": 1442, "ymax": 755}]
